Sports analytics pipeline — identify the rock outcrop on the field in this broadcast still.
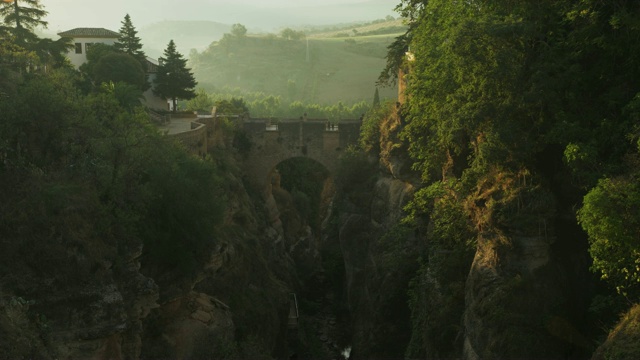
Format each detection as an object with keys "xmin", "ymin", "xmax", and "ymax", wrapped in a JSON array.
[
  {"xmin": 592, "ymin": 304, "xmax": 640, "ymax": 360},
  {"xmin": 0, "ymin": 243, "xmax": 158, "ymax": 359},
  {"xmin": 463, "ymin": 171, "xmax": 592, "ymax": 359}
]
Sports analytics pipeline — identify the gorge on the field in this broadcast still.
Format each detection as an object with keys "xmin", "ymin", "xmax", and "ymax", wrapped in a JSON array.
[{"xmin": 3, "ymin": 0, "xmax": 640, "ymax": 359}]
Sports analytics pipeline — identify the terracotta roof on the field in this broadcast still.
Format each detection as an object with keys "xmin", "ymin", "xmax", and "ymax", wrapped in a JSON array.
[{"xmin": 57, "ymin": 28, "xmax": 120, "ymax": 38}]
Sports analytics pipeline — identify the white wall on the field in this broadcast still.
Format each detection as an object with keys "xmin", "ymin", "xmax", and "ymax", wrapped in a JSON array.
[{"xmin": 66, "ymin": 37, "xmax": 117, "ymax": 69}]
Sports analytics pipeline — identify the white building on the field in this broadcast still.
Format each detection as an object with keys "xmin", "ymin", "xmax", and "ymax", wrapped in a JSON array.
[
  {"xmin": 58, "ymin": 27, "xmax": 168, "ymax": 111},
  {"xmin": 57, "ymin": 28, "xmax": 120, "ymax": 69}
]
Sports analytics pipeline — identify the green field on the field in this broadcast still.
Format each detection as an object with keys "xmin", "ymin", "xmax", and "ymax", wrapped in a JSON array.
[{"xmin": 189, "ymin": 32, "xmax": 401, "ymax": 105}]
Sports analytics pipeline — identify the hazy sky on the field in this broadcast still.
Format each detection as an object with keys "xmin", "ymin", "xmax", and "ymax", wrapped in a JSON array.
[{"xmin": 44, "ymin": 0, "xmax": 395, "ymax": 34}]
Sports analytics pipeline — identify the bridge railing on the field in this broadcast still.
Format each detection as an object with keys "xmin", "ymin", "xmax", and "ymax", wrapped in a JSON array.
[{"xmin": 242, "ymin": 117, "xmax": 362, "ymax": 133}]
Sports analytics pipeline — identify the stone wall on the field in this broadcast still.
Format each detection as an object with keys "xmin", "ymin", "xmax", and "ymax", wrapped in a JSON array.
[{"xmin": 170, "ymin": 121, "xmax": 207, "ymax": 157}]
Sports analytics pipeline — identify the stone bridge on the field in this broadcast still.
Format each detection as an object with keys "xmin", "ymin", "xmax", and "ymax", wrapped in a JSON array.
[
  {"xmin": 164, "ymin": 113, "xmax": 362, "ymax": 189},
  {"xmin": 240, "ymin": 117, "xmax": 361, "ymax": 189}
]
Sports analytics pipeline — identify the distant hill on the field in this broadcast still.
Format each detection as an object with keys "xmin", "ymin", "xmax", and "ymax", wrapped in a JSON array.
[
  {"xmin": 150, "ymin": 0, "xmax": 396, "ymax": 31},
  {"xmin": 189, "ymin": 27, "xmax": 401, "ymax": 104},
  {"xmin": 140, "ymin": 21, "xmax": 231, "ymax": 59},
  {"xmin": 238, "ymin": 1, "xmax": 396, "ymax": 29},
  {"xmin": 307, "ymin": 19, "xmax": 406, "ymax": 38}
]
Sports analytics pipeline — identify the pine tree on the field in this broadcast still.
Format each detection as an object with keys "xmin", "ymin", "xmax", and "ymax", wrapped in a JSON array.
[
  {"xmin": 154, "ymin": 40, "xmax": 197, "ymax": 112},
  {"xmin": 0, "ymin": 0, "xmax": 47, "ymax": 45},
  {"xmin": 373, "ymin": 87, "xmax": 380, "ymax": 107},
  {"xmin": 114, "ymin": 14, "xmax": 146, "ymax": 67}
]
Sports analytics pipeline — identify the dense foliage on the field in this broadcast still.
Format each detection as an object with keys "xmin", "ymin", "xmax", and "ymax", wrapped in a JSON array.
[
  {"xmin": 0, "ymin": 0, "xmax": 70, "ymax": 71},
  {"xmin": 0, "ymin": 0, "xmax": 47, "ymax": 44},
  {"xmin": 92, "ymin": 52, "xmax": 146, "ymax": 90},
  {"xmin": 394, "ymin": 0, "xmax": 640, "ymax": 293},
  {"xmin": 0, "ymin": 33, "xmax": 225, "ymax": 284},
  {"xmin": 360, "ymin": 0, "xmax": 640, "ymax": 357},
  {"xmin": 578, "ymin": 173, "xmax": 640, "ymax": 298}
]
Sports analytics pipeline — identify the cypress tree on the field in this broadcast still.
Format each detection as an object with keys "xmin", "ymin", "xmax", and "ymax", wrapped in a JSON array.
[{"xmin": 373, "ymin": 87, "xmax": 380, "ymax": 107}]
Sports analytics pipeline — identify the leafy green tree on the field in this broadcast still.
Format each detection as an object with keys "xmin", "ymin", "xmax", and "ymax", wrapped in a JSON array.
[
  {"xmin": 0, "ymin": 0, "xmax": 70, "ymax": 73},
  {"xmin": 377, "ymin": 32, "xmax": 409, "ymax": 86},
  {"xmin": 249, "ymin": 95, "xmax": 280, "ymax": 117},
  {"xmin": 100, "ymin": 81, "xmax": 143, "ymax": 111},
  {"xmin": 114, "ymin": 14, "xmax": 146, "ymax": 67},
  {"xmin": 186, "ymin": 88, "xmax": 214, "ymax": 113},
  {"xmin": 578, "ymin": 174, "xmax": 640, "ymax": 299},
  {"xmin": 215, "ymin": 97, "xmax": 248, "ymax": 115},
  {"xmin": 231, "ymin": 23, "xmax": 247, "ymax": 37},
  {"xmin": 359, "ymin": 100, "xmax": 393, "ymax": 154},
  {"xmin": 280, "ymin": 28, "xmax": 304, "ymax": 41},
  {"xmin": 0, "ymin": 0, "xmax": 47, "ymax": 45},
  {"xmin": 80, "ymin": 43, "xmax": 115, "ymax": 77},
  {"xmin": 84, "ymin": 43, "xmax": 115, "ymax": 63},
  {"xmin": 0, "ymin": 34, "xmax": 36, "ymax": 92},
  {"xmin": 154, "ymin": 39, "xmax": 197, "ymax": 112},
  {"xmin": 1, "ymin": 68, "xmax": 83, "ymax": 168},
  {"xmin": 92, "ymin": 52, "xmax": 146, "ymax": 91},
  {"xmin": 33, "ymin": 36, "xmax": 72, "ymax": 69}
]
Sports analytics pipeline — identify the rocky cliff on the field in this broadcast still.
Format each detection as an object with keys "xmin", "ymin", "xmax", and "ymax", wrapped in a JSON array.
[
  {"xmin": 462, "ymin": 171, "xmax": 593, "ymax": 358},
  {"xmin": 326, "ymin": 107, "xmax": 419, "ymax": 359},
  {"xmin": 335, "ymin": 105, "xmax": 599, "ymax": 359},
  {"xmin": 337, "ymin": 174, "xmax": 417, "ymax": 359},
  {"xmin": 140, "ymin": 162, "xmax": 300, "ymax": 359},
  {"xmin": 0, "ymin": 148, "xmax": 301, "ymax": 359}
]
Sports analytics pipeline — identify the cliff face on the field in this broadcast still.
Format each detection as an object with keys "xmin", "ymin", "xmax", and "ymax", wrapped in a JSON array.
[
  {"xmin": 462, "ymin": 171, "xmax": 591, "ymax": 358},
  {"xmin": 141, "ymin": 168, "xmax": 297, "ymax": 359},
  {"xmin": 338, "ymin": 176, "xmax": 416, "ymax": 359},
  {"xmin": 331, "ymin": 109, "xmax": 418, "ymax": 359},
  {"xmin": 592, "ymin": 304, "xmax": 640, "ymax": 360},
  {"xmin": 0, "ymin": 170, "xmax": 160, "ymax": 359},
  {"xmin": 337, "ymin": 106, "xmax": 597, "ymax": 359},
  {"xmin": 0, "ymin": 243, "xmax": 158, "ymax": 359},
  {"xmin": 0, "ymin": 150, "xmax": 299, "ymax": 359}
]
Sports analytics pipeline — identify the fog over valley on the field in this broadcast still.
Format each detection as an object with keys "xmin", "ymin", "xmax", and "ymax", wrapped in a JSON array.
[{"xmin": 45, "ymin": 0, "xmax": 395, "ymax": 34}]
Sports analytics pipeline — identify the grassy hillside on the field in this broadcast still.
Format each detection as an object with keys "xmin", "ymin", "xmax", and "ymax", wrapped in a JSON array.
[{"xmin": 189, "ymin": 30, "xmax": 401, "ymax": 104}]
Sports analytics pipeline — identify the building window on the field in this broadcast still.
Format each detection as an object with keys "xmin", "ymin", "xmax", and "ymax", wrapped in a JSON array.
[
  {"xmin": 85, "ymin": 43, "xmax": 94, "ymax": 53},
  {"xmin": 75, "ymin": 43, "xmax": 82, "ymax": 54}
]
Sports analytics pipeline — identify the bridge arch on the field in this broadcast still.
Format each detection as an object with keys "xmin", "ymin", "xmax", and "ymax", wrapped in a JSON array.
[
  {"xmin": 266, "ymin": 156, "xmax": 332, "ymax": 192},
  {"xmin": 238, "ymin": 118, "xmax": 361, "ymax": 190}
]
